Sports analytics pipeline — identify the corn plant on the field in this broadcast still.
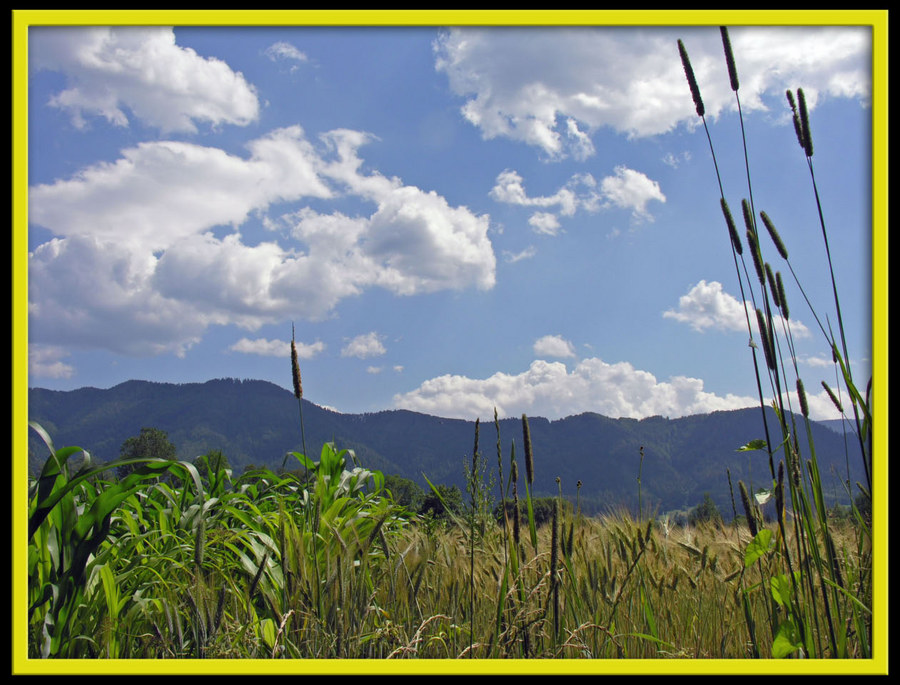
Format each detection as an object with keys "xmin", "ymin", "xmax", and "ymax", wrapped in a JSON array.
[{"xmin": 27, "ymin": 420, "xmax": 204, "ymax": 657}]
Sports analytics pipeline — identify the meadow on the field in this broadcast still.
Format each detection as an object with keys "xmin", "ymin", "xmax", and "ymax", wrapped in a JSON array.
[{"xmin": 25, "ymin": 28, "xmax": 874, "ymax": 665}]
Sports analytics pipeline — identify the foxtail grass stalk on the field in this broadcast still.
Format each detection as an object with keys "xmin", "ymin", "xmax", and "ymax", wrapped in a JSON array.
[
  {"xmin": 679, "ymin": 33, "xmax": 778, "ymax": 487},
  {"xmin": 679, "ymin": 28, "xmax": 870, "ymax": 657},
  {"xmin": 522, "ymin": 415, "xmax": 538, "ymax": 554},
  {"xmin": 495, "ymin": 407, "xmax": 509, "ymax": 568},
  {"xmin": 290, "ymin": 324, "xmax": 309, "ymax": 481}
]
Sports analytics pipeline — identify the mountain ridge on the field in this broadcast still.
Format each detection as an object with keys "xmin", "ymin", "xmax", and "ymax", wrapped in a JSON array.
[{"xmin": 27, "ymin": 377, "xmax": 864, "ymax": 518}]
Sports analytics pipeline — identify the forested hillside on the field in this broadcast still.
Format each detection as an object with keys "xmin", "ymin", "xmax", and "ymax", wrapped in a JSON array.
[{"xmin": 28, "ymin": 378, "xmax": 865, "ymax": 517}]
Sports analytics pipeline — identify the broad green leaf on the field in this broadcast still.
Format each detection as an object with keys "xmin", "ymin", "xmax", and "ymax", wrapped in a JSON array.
[
  {"xmin": 772, "ymin": 617, "xmax": 803, "ymax": 658},
  {"xmin": 737, "ymin": 439, "xmax": 768, "ymax": 452},
  {"xmin": 260, "ymin": 617, "xmax": 277, "ymax": 650},
  {"xmin": 770, "ymin": 572, "xmax": 797, "ymax": 607},
  {"xmin": 744, "ymin": 528, "xmax": 773, "ymax": 567}
]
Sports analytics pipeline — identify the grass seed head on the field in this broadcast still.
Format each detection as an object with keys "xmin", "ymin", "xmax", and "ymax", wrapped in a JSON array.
[
  {"xmin": 291, "ymin": 324, "xmax": 302, "ymax": 400},
  {"xmin": 720, "ymin": 26, "xmax": 740, "ymax": 92},
  {"xmin": 786, "ymin": 90, "xmax": 806, "ymax": 150},
  {"xmin": 741, "ymin": 198, "xmax": 755, "ymax": 235},
  {"xmin": 678, "ymin": 39, "xmax": 705, "ymax": 118},
  {"xmin": 720, "ymin": 198, "xmax": 743, "ymax": 255},
  {"xmin": 821, "ymin": 380, "xmax": 844, "ymax": 414},
  {"xmin": 776, "ymin": 271, "xmax": 789, "ymax": 320},
  {"xmin": 755, "ymin": 308, "xmax": 777, "ymax": 371},
  {"xmin": 760, "ymin": 211, "xmax": 789, "ymax": 260},
  {"xmin": 796, "ymin": 378, "xmax": 810, "ymax": 418},
  {"xmin": 522, "ymin": 414, "xmax": 534, "ymax": 486},
  {"xmin": 766, "ymin": 263, "xmax": 780, "ymax": 308},
  {"xmin": 797, "ymin": 88, "xmax": 814, "ymax": 157}
]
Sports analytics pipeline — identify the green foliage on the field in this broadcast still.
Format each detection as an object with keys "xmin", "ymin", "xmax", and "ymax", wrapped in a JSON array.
[
  {"xmin": 29, "ymin": 381, "xmax": 865, "ymax": 518},
  {"xmin": 688, "ymin": 492, "xmax": 723, "ymax": 527},
  {"xmin": 421, "ymin": 483, "xmax": 464, "ymax": 521},
  {"xmin": 383, "ymin": 473, "xmax": 425, "ymax": 514},
  {"xmin": 117, "ymin": 427, "xmax": 177, "ymax": 480},
  {"xmin": 27, "ymin": 421, "xmax": 202, "ymax": 657},
  {"xmin": 27, "ymin": 419, "xmax": 870, "ymax": 660},
  {"xmin": 495, "ymin": 496, "xmax": 570, "ymax": 528}
]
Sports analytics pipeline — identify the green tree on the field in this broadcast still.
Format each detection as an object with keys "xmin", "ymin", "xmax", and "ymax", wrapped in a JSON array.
[
  {"xmin": 495, "ymin": 497, "xmax": 567, "ymax": 528},
  {"xmin": 383, "ymin": 474, "xmax": 426, "ymax": 514},
  {"xmin": 117, "ymin": 427, "xmax": 177, "ymax": 480},
  {"xmin": 421, "ymin": 484, "xmax": 464, "ymax": 521},
  {"xmin": 688, "ymin": 492, "xmax": 724, "ymax": 527}
]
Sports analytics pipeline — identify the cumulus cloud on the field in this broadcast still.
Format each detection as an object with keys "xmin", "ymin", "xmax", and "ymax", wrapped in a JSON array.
[
  {"xmin": 29, "ymin": 127, "xmax": 332, "ymax": 251},
  {"xmin": 490, "ymin": 169, "xmax": 580, "ymax": 216},
  {"xmin": 393, "ymin": 357, "xmax": 760, "ymax": 421},
  {"xmin": 528, "ymin": 212, "xmax": 562, "ymax": 236},
  {"xmin": 30, "ymin": 26, "xmax": 260, "ymax": 133},
  {"xmin": 230, "ymin": 337, "xmax": 324, "ymax": 358},
  {"xmin": 663, "ymin": 280, "xmax": 810, "ymax": 338},
  {"xmin": 29, "ymin": 124, "xmax": 496, "ymax": 354},
  {"xmin": 28, "ymin": 235, "xmax": 206, "ymax": 356},
  {"xmin": 341, "ymin": 332, "xmax": 387, "ymax": 359},
  {"xmin": 599, "ymin": 166, "xmax": 666, "ymax": 221},
  {"xmin": 663, "ymin": 280, "xmax": 748, "ymax": 332},
  {"xmin": 434, "ymin": 26, "xmax": 870, "ymax": 158},
  {"xmin": 29, "ymin": 346, "xmax": 76, "ymax": 380},
  {"xmin": 491, "ymin": 166, "xmax": 662, "ymax": 228},
  {"xmin": 533, "ymin": 334, "xmax": 576, "ymax": 359}
]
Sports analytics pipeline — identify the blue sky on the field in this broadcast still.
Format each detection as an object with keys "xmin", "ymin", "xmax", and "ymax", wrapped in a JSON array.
[{"xmin": 25, "ymin": 21, "xmax": 874, "ymax": 422}]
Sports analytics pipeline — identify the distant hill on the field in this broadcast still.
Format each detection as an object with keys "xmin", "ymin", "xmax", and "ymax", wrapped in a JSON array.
[{"xmin": 27, "ymin": 378, "xmax": 866, "ymax": 518}]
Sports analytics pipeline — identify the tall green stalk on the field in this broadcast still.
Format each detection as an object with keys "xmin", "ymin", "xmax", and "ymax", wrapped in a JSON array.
[{"xmin": 677, "ymin": 26, "xmax": 872, "ymax": 658}]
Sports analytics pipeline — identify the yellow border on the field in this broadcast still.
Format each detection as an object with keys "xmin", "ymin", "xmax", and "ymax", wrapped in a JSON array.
[{"xmin": 12, "ymin": 9, "xmax": 888, "ymax": 676}]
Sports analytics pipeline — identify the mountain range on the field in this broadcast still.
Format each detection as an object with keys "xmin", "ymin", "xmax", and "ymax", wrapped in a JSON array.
[{"xmin": 27, "ymin": 378, "xmax": 866, "ymax": 518}]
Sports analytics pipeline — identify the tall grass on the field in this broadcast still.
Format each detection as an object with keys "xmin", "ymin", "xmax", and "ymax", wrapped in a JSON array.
[
  {"xmin": 677, "ymin": 26, "xmax": 872, "ymax": 659},
  {"xmin": 27, "ymin": 418, "xmax": 869, "ymax": 659}
]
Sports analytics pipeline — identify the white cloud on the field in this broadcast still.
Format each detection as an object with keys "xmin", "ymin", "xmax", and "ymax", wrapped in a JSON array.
[
  {"xmin": 318, "ymin": 130, "xmax": 497, "ymax": 295},
  {"xmin": 30, "ymin": 27, "xmax": 260, "ymax": 133},
  {"xmin": 490, "ymin": 169, "xmax": 580, "ymax": 215},
  {"xmin": 393, "ymin": 357, "xmax": 760, "ymax": 421},
  {"xmin": 491, "ymin": 166, "xmax": 663, "ymax": 227},
  {"xmin": 434, "ymin": 26, "xmax": 870, "ymax": 158},
  {"xmin": 599, "ymin": 166, "xmax": 665, "ymax": 221},
  {"xmin": 342, "ymin": 332, "xmax": 387, "ymax": 359},
  {"xmin": 29, "ymin": 126, "xmax": 497, "ymax": 355},
  {"xmin": 29, "ymin": 346, "xmax": 76, "ymax": 380},
  {"xmin": 528, "ymin": 212, "xmax": 562, "ymax": 236},
  {"xmin": 502, "ymin": 245, "xmax": 537, "ymax": 263},
  {"xmin": 663, "ymin": 280, "xmax": 748, "ymax": 333},
  {"xmin": 230, "ymin": 337, "xmax": 324, "ymax": 358},
  {"xmin": 265, "ymin": 41, "xmax": 309, "ymax": 64},
  {"xmin": 28, "ymin": 235, "xmax": 205, "ymax": 356},
  {"xmin": 800, "ymin": 354, "xmax": 835, "ymax": 368},
  {"xmin": 663, "ymin": 280, "xmax": 810, "ymax": 338},
  {"xmin": 662, "ymin": 151, "xmax": 691, "ymax": 169},
  {"xmin": 29, "ymin": 127, "xmax": 332, "ymax": 251},
  {"xmin": 533, "ymin": 334, "xmax": 576, "ymax": 359}
]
